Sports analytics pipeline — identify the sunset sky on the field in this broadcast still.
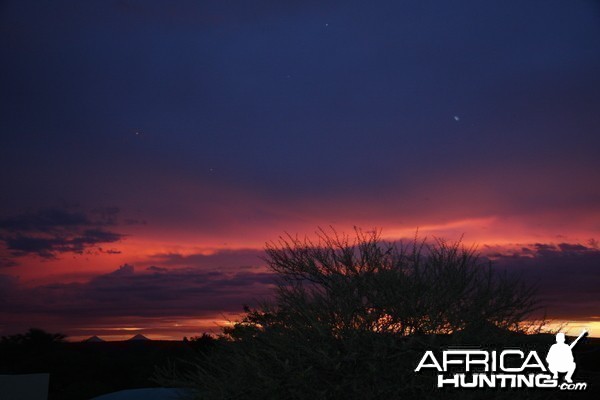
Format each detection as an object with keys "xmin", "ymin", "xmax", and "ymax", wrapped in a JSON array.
[{"xmin": 1, "ymin": 0, "xmax": 599, "ymax": 340}]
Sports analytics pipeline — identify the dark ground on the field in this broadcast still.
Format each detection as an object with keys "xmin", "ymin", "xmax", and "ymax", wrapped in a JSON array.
[
  {"xmin": 0, "ymin": 334, "xmax": 598, "ymax": 400},
  {"xmin": 0, "ymin": 338, "xmax": 211, "ymax": 400}
]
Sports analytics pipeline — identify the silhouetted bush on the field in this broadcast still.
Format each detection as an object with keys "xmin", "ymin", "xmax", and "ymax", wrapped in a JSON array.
[
  {"xmin": 1, "ymin": 328, "xmax": 66, "ymax": 347},
  {"xmin": 160, "ymin": 229, "xmax": 546, "ymax": 399},
  {"xmin": 187, "ymin": 333, "xmax": 217, "ymax": 350}
]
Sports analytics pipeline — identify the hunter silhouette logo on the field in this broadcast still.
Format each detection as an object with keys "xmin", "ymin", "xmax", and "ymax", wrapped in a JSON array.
[
  {"xmin": 546, "ymin": 329, "xmax": 587, "ymax": 383},
  {"xmin": 414, "ymin": 329, "xmax": 589, "ymax": 391}
]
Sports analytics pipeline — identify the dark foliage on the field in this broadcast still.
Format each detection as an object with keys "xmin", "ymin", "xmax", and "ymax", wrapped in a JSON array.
[
  {"xmin": 159, "ymin": 229, "xmax": 559, "ymax": 399},
  {"xmin": 1, "ymin": 328, "xmax": 66, "ymax": 347}
]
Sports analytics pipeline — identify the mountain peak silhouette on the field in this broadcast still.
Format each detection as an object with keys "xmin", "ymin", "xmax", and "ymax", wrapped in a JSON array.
[
  {"xmin": 83, "ymin": 335, "xmax": 105, "ymax": 343},
  {"xmin": 127, "ymin": 333, "xmax": 150, "ymax": 341}
]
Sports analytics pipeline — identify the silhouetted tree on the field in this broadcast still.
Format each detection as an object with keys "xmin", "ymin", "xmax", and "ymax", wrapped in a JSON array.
[
  {"xmin": 160, "ymin": 229, "xmax": 544, "ymax": 399},
  {"xmin": 254, "ymin": 228, "xmax": 538, "ymax": 337},
  {"xmin": 185, "ymin": 333, "xmax": 217, "ymax": 352},
  {"xmin": 1, "ymin": 328, "xmax": 66, "ymax": 347}
]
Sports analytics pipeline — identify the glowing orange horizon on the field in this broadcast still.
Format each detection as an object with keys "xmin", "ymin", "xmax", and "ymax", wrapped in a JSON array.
[{"xmin": 63, "ymin": 318, "xmax": 600, "ymax": 342}]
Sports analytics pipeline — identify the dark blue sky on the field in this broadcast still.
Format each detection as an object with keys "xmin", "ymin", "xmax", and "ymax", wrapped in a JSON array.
[
  {"xmin": 3, "ymin": 1, "xmax": 600, "ymax": 205},
  {"xmin": 1, "ymin": 0, "xmax": 599, "ymax": 339}
]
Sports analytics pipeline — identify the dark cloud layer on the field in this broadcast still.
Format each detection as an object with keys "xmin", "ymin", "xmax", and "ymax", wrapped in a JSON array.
[
  {"xmin": 149, "ymin": 249, "xmax": 265, "ymax": 269},
  {"xmin": 0, "ymin": 207, "xmax": 126, "ymax": 260},
  {"xmin": 0, "ymin": 263, "xmax": 276, "ymax": 332},
  {"xmin": 488, "ymin": 242, "xmax": 600, "ymax": 321}
]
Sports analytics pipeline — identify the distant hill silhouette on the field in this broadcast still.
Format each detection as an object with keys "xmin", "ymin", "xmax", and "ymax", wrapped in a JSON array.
[
  {"xmin": 83, "ymin": 336, "xmax": 105, "ymax": 343},
  {"xmin": 127, "ymin": 334, "xmax": 150, "ymax": 341}
]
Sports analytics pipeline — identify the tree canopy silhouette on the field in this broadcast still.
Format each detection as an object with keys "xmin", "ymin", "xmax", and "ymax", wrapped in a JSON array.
[
  {"xmin": 247, "ymin": 228, "xmax": 538, "ymax": 337},
  {"xmin": 1, "ymin": 328, "xmax": 66, "ymax": 347},
  {"xmin": 161, "ymin": 229, "xmax": 544, "ymax": 399}
]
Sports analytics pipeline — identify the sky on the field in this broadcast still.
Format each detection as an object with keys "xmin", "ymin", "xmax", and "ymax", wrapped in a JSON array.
[{"xmin": 1, "ymin": 0, "xmax": 599, "ymax": 340}]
